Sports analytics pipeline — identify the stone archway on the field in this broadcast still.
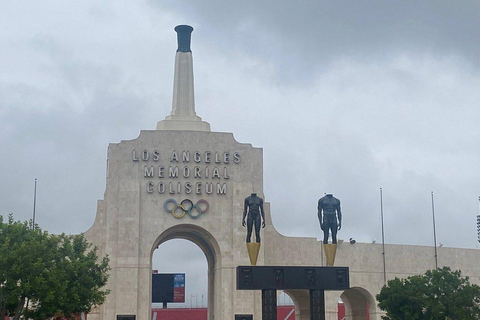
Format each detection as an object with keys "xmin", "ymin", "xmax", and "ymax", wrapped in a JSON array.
[
  {"xmin": 151, "ymin": 224, "xmax": 221, "ymax": 320},
  {"xmin": 283, "ymin": 289, "xmax": 309, "ymax": 320},
  {"xmin": 340, "ymin": 287, "xmax": 377, "ymax": 320}
]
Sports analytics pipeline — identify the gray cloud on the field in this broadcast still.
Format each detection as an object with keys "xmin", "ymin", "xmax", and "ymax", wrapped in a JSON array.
[{"xmin": 152, "ymin": 0, "xmax": 479, "ymax": 84}]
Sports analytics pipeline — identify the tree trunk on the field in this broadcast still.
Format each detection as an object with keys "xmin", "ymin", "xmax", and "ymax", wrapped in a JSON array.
[
  {"xmin": 0, "ymin": 306, "xmax": 7, "ymax": 320},
  {"xmin": 0, "ymin": 290, "xmax": 7, "ymax": 320},
  {"xmin": 13, "ymin": 296, "xmax": 25, "ymax": 320}
]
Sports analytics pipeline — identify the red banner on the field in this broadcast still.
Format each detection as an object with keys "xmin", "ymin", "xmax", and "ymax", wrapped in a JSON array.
[{"xmin": 173, "ymin": 286, "xmax": 185, "ymax": 302}]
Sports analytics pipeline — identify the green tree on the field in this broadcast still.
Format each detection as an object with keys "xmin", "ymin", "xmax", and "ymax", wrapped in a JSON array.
[
  {"xmin": 0, "ymin": 214, "xmax": 110, "ymax": 320},
  {"xmin": 377, "ymin": 266, "xmax": 480, "ymax": 320},
  {"xmin": 30, "ymin": 234, "xmax": 110, "ymax": 320}
]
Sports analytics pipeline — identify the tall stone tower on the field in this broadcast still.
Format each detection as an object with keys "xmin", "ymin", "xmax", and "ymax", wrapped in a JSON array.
[
  {"xmin": 156, "ymin": 25, "xmax": 211, "ymax": 132},
  {"xmin": 84, "ymin": 25, "xmax": 267, "ymax": 320}
]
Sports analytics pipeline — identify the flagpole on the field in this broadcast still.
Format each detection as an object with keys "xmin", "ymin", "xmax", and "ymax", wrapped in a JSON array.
[
  {"xmin": 32, "ymin": 178, "xmax": 37, "ymax": 230},
  {"xmin": 380, "ymin": 188, "xmax": 386, "ymax": 285},
  {"xmin": 431, "ymin": 191, "xmax": 438, "ymax": 269},
  {"xmin": 477, "ymin": 196, "xmax": 480, "ymax": 244}
]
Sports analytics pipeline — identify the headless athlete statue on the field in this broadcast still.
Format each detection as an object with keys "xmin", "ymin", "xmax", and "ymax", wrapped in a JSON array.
[
  {"xmin": 242, "ymin": 193, "xmax": 266, "ymax": 243},
  {"xmin": 318, "ymin": 194, "xmax": 342, "ymax": 244}
]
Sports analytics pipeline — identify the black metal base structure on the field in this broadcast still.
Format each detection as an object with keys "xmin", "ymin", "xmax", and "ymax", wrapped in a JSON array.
[
  {"xmin": 262, "ymin": 289, "xmax": 277, "ymax": 320},
  {"xmin": 310, "ymin": 290, "xmax": 325, "ymax": 320},
  {"xmin": 236, "ymin": 266, "xmax": 349, "ymax": 320}
]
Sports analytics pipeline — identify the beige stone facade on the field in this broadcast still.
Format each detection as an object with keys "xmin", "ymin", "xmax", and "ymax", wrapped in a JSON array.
[
  {"xmin": 84, "ymin": 129, "xmax": 266, "ymax": 320},
  {"xmin": 83, "ymin": 26, "xmax": 480, "ymax": 320}
]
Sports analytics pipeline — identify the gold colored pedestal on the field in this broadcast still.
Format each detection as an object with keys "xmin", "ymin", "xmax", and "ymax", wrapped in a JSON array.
[
  {"xmin": 246, "ymin": 242, "xmax": 261, "ymax": 266},
  {"xmin": 323, "ymin": 244, "xmax": 337, "ymax": 266}
]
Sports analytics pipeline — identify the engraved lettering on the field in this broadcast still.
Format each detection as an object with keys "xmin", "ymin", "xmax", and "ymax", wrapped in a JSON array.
[
  {"xmin": 194, "ymin": 166, "xmax": 201, "ymax": 178},
  {"xmin": 171, "ymin": 151, "xmax": 179, "ymax": 162},
  {"xmin": 206, "ymin": 182, "xmax": 213, "ymax": 194},
  {"xmin": 183, "ymin": 166, "xmax": 190, "ymax": 178},
  {"xmin": 136, "ymin": 149, "xmax": 236, "ymax": 196},
  {"xmin": 182, "ymin": 151, "xmax": 190, "ymax": 162},
  {"xmin": 233, "ymin": 152, "xmax": 241, "ymax": 164},
  {"xmin": 194, "ymin": 151, "xmax": 201, "ymax": 163},
  {"xmin": 144, "ymin": 166, "xmax": 154, "ymax": 177},
  {"xmin": 169, "ymin": 166, "xmax": 178, "ymax": 178},
  {"xmin": 212, "ymin": 167, "xmax": 220, "ymax": 179},
  {"xmin": 142, "ymin": 149, "xmax": 149, "ymax": 161},
  {"xmin": 217, "ymin": 183, "xmax": 227, "ymax": 195},
  {"xmin": 158, "ymin": 182, "xmax": 165, "ymax": 194},
  {"xmin": 147, "ymin": 181, "xmax": 154, "ymax": 193},
  {"xmin": 196, "ymin": 182, "xmax": 202, "ymax": 195},
  {"xmin": 153, "ymin": 150, "xmax": 160, "ymax": 162},
  {"xmin": 158, "ymin": 166, "xmax": 165, "ymax": 178}
]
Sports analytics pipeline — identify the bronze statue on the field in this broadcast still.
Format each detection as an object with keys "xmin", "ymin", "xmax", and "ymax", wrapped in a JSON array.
[
  {"xmin": 318, "ymin": 194, "xmax": 342, "ymax": 244},
  {"xmin": 242, "ymin": 193, "xmax": 265, "ymax": 243}
]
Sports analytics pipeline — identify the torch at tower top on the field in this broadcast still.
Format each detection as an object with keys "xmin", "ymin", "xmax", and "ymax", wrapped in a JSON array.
[
  {"xmin": 157, "ymin": 25, "xmax": 211, "ymax": 132},
  {"xmin": 175, "ymin": 25, "xmax": 193, "ymax": 53}
]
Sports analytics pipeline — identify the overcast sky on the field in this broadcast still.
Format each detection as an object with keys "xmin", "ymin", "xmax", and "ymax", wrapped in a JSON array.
[{"xmin": 1, "ymin": 0, "xmax": 479, "ymax": 307}]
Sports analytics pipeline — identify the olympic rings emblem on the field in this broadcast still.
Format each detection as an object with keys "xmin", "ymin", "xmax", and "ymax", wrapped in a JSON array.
[{"xmin": 163, "ymin": 199, "xmax": 209, "ymax": 219}]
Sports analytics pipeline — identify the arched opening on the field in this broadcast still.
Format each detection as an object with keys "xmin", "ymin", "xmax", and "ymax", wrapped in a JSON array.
[
  {"xmin": 340, "ymin": 287, "xmax": 377, "ymax": 320},
  {"xmin": 283, "ymin": 289, "xmax": 309, "ymax": 320},
  {"xmin": 277, "ymin": 291, "xmax": 296, "ymax": 319},
  {"xmin": 276, "ymin": 290, "xmax": 353, "ymax": 320},
  {"xmin": 152, "ymin": 239, "xmax": 207, "ymax": 308},
  {"xmin": 150, "ymin": 224, "xmax": 221, "ymax": 320}
]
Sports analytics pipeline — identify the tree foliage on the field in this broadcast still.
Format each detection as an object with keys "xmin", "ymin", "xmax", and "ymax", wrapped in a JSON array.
[
  {"xmin": 377, "ymin": 266, "xmax": 480, "ymax": 320},
  {"xmin": 0, "ymin": 214, "xmax": 110, "ymax": 320}
]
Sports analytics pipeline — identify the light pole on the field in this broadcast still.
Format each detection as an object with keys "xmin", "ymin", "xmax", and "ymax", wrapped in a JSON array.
[
  {"xmin": 431, "ymin": 192, "xmax": 438, "ymax": 269},
  {"xmin": 477, "ymin": 196, "xmax": 480, "ymax": 243},
  {"xmin": 32, "ymin": 178, "xmax": 37, "ymax": 230}
]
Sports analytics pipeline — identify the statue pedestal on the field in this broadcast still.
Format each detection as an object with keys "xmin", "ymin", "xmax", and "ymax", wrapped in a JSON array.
[
  {"xmin": 246, "ymin": 243, "xmax": 261, "ymax": 266},
  {"xmin": 323, "ymin": 244, "xmax": 337, "ymax": 266}
]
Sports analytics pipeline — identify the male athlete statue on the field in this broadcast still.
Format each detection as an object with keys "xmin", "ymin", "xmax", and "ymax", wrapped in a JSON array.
[
  {"xmin": 318, "ymin": 194, "xmax": 342, "ymax": 244},
  {"xmin": 242, "ymin": 193, "xmax": 265, "ymax": 243}
]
